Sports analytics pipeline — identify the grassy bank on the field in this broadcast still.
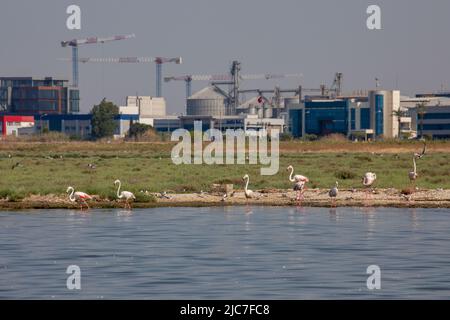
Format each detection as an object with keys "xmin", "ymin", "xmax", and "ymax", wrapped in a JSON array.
[{"xmin": 0, "ymin": 140, "xmax": 449, "ymax": 202}]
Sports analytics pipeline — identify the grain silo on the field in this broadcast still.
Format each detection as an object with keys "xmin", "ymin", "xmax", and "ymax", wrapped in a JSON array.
[{"xmin": 186, "ymin": 86, "xmax": 227, "ymax": 116}]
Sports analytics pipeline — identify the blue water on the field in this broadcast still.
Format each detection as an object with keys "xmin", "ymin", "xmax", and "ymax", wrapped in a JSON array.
[{"xmin": 1, "ymin": 206, "xmax": 450, "ymax": 299}]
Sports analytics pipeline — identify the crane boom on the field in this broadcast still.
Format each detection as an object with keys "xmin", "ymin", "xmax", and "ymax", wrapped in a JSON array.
[
  {"xmin": 61, "ymin": 34, "xmax": 136, "ymax": 47},
  {"xmin": 164, "ymin": 73, "xmax": 303, "ymax": 98},
  {"xmin": 60, "ymin": 34, "xmax": 135, "ymax": 88},
  {"xmin": 59, "ymin": 55, "xmax": 182, "ymax": 97}
]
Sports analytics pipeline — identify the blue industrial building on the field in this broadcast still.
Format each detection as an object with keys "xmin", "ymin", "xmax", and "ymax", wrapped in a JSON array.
[{"xmin": 287, "ymin": 90, "xmax": 401, "ymax": 140}]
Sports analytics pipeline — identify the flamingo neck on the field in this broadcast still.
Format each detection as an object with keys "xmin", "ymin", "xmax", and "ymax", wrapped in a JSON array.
[
  {"xmin": 289, "ymin": 167, "xmax": 295, "ymax": 182},
  {"xmin": 116, "ymin": 181, "xmax": 122, "ymax": 198},
  {"xmin": 244, "ymin": 177, "xmax": 249, "ymax": 193},
  {"xmin": 68, "ymin": 188, "xmax": 75, "ymax": 202}
]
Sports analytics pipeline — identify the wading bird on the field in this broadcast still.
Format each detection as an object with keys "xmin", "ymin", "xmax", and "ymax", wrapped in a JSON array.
[
  {"xmin": 242, "ymin": 174, "xmax": 255, "ymax": 202},
  {"xmin": 362, "ymin": 172, "xmax": 377, "ymax": 204},
  {"xmin": 66, "ymin": 186, "xmax": 92, "ymax": 210},
  {"xmin": 329, "ymin": 181, "xmax": 339, "ymax": 207},
  {"xmin": 414, "ymin": 141, "xmax": 427, "ymax": 159},
  {"xmin": 408, "ymin": 141, "xmax": 426, "ymax": 190},
  {"xmin": 114, "ymin": 180, "xmax": 135, "ymax": 210},
  {"xmin": 287, "ymin": 165, "xmax": 309, "ymax": 203},
  {"xmin": 408, "ymin": 156, "xmax": 418, "ymax": 186}
]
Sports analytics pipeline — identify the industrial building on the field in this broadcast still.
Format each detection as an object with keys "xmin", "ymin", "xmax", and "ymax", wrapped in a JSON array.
[
  {"xmin": 35, "ymin": 114, "xmax": 92, "ymax": 137},
  {"xmin": 0, "ymin": 115, "xmax": 35, "ymax": 136},
  {"xmin": 0, "ymin": 77, "xmax": 80, "ymax": 115},
  {"xmin": 179, "ymin": 114, "xmax": 285, "ymax": 134},
  {"xmin": 286, "ymin": 90, "xmax": 405, "ymax": 140},
  {"xmin": 402, "ymin": 94, "xmax": 450, "ymax": 139}
]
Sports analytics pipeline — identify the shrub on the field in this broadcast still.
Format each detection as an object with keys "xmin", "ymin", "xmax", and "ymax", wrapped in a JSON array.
[
  {"xmin": 321, "ymin": 133, "xmax": 348, "ymax": 142},
  {"xmin": 280, "ymin": 133, "xmax": 294, "ymax": 141},
  {"xmin": 302, "ymin": 134, "xmax": 318, "ymax": 141},
  {"xmin": 134, "ymin": 192, "xmax": 156, "ymax": 203},
  {"xmin": 335, "ymin": 170, "xmax": 357, "ymax": 180}
]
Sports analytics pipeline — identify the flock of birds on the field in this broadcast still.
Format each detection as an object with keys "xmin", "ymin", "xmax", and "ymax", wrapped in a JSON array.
[
  {"xmin": 66, "ymin": 179, "xmax": 135, "ymax": 210},
  {"xmin": 242, "ymin": 141, "xmax": 427, "ymax": 207},
  {"xmin": 65, "ymin": 142, "xmax": 427, "ymax": 210}
]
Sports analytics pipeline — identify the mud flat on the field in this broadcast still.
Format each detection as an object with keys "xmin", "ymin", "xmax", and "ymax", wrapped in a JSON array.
[{"xmin": 1, "ymin": 189, "xmax": 450, "ymax": 210}]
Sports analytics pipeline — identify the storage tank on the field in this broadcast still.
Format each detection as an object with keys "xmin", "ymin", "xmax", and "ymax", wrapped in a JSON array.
[
  {"xmin": 284, "ymin": 95, "xmax": 301, "ymax": 109},
  {"xmin": 187, "ymin": 86, "xmax": 227, "ymax": 116},
  {"xmin": 263, "ymin": 106, "xmax": 273, "ymax": 118}
]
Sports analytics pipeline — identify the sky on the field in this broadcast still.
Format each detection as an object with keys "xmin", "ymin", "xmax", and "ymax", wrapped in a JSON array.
[{"xmin": 1, "ymin": 0, "xmax": 450, "ymax": 114}]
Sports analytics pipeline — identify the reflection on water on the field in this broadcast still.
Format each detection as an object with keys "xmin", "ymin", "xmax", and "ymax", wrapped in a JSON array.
[{"xmin": 1, "ymin": 207, "xmax": 450, "ymax": 299}]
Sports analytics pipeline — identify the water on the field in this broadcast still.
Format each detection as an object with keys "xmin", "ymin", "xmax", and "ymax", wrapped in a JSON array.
[{"xmin": 1, "ymin": 206, "xmax": 450, "ymax": 299}]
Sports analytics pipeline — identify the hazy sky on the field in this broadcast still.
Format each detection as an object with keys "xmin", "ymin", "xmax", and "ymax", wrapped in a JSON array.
[{"xmin": 1, "ymin": 0, "xmax": 450, "ymax": 113}]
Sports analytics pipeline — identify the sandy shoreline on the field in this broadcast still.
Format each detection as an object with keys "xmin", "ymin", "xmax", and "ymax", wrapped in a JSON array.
[{"xmin": 1, "ymin": 189, "xmax": 450, "ymax": 210}]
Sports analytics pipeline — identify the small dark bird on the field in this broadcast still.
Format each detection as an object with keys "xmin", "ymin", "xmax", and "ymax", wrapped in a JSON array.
[
  {"xmin": 11, "ymin": 162, "xmax": 22, "ymax": 170},
  {"xmin": 87, "ymin": 163, "xmax": 97, "ymax": 170}
]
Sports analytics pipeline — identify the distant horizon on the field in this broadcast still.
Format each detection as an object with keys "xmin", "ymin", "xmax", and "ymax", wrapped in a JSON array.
[{"xmin": 1, "ymin": 0, "xmax": 449, "ymax": 113}]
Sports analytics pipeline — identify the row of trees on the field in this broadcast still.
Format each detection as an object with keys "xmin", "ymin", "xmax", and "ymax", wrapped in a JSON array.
[{"xmin": 90, "ymin": 98, "xmax": 153, "ymax": 140}]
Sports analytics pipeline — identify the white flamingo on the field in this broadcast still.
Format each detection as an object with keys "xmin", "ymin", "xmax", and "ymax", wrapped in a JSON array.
[
  {"xmin": 287, "ymin": 165, "xmax": 309, "ymax": 202},
  {"xmin": 362, "ymin": 172, "xmax": 377, "ymax": 203},
  {"xmin": 115, "ymin": 180, "xmax": 136, "ymax": 210},
  {"xmin": 242, "ymin": 174, "xmax": 255, "ymax": 202},
  {"xmin": 66, "ymin": 186, "xmax": 92, "ymax": 210},
  {"xmin": 409, "ymin": 142, "xmax": 426, "ymax": 189},
  {"xmin": 414, "ymin": 141, "xmax": 427, "ymax": 159},
  {"xmin": 408, "ymin": 156, "xmax": 418, "ymax": 184},
  {"xmin": 329, "ymin": 181, "xmax": 339, "ymax": 207}
]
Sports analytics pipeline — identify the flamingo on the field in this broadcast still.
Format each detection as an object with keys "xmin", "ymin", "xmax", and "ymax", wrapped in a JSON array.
[
  {"xmin": 362, "ymin": 172, "xmax": 377, "ymax": 204},
  {"xmin": 66, "ymin": 186, "xmax": 92, "ymax": 210},
  {"xmin": 242, "ymin": 174, "xmax": 255, "ymax": 203},
  {"xmin": 115, "ymin": 180, "xmax": 136, "ymax": 210},
  {"xmin": 414, "ymin": 141, "xmax": 427, "ymax": 159},
  {"xmin": 329, "ymin": 181, "xmax": 339, "ymax": 207},
  {"xmin": 408, "ymin": 156, "xmax": 418, "ymax": 186},
  {"xmin": 287, "ymin": 165, "xmax": 309, "ymax": 203}
]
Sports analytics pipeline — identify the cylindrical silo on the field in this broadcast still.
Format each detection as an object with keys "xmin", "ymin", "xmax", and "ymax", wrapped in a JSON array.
[{"xmin": 187, "ymin": 86, "xmax": 227, "ymax": 116}]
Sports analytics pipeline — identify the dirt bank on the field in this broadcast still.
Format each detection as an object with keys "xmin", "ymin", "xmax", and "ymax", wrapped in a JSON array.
[{"xmin": 1, "ymin": 189, "xmax": 450, "ymax": 210}]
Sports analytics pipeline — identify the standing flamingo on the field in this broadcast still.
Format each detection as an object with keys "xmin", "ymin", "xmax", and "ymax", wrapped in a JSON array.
[
  {"xmin": 66, "ymin": 186, "xmax": 92, "ymax": 210},
  {"xmin": 115, "ymin": 180, "xmax": 136, "ymax": 210},
  {"xmin": 409, "ymin": 141, "xmax": 426, "ymax": 190},
  {"xmin": 408, "ymin": 156, "xmax": 418, "ymax": 187},
  {"xmin": 362, "ymin": 172, "xmax": 377, "ymax": 204},
  {"xmin": 329, "ymin": 181, "xmax": 339, "ymax": 207},
  {"xmin": 287, "ymin": 165, "xmax": 309, "ymax": 203},
  {"xmin": 242, "ymin": 174, "xmax": 254, "ymax": 203}
]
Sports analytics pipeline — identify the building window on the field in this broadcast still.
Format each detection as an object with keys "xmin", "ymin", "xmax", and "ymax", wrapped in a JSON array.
[{"xmin": 375, "ymin": 95, "xmax": 384, "ymax": 136}]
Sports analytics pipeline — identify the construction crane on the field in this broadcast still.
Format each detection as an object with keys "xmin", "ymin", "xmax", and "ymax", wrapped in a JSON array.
[
  {"xmin": 164, "ymin": 72, "xmax": 303, "ymax": 99},
  {"xmin": 60, "ymin": 56, "xmax": 182, "ymax": 97},
  {"xmin": 60, "ymin": 34, "xmax": 135, "ymax": 88}
]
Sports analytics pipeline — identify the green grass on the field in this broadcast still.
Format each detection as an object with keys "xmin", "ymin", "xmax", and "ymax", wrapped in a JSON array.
[{"xmin": 0, "ymin": 144, "xmax": 449, "ymax": 200}]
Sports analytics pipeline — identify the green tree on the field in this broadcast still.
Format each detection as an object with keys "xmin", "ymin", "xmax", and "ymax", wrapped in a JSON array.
[
  {"xmin": 416, "ymin": 102, "xmax": 427, "ymax": 138},
  {"xmin": 91, "ymin": 99, "xmax": 119, "ymax": 139},
  {"xmin": 128, "ymin": 122, "xmax": 153, "ymax": 140},
  {"xmin": 392, "ymin": 109, "xmax": 407, "ymax": 139}
]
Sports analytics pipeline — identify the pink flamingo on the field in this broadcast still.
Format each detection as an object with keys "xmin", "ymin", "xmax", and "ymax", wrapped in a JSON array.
[
  {"xmin": 287, "ymin": 165, "xmax": 309, "ymax": 203},
  {"xmin": 362, "ymin": 172, "xmax": 377, "ymax": 204},
  {"xmin": 66, "ymin": 186, "xmax": 92, "ymax": 210}
]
